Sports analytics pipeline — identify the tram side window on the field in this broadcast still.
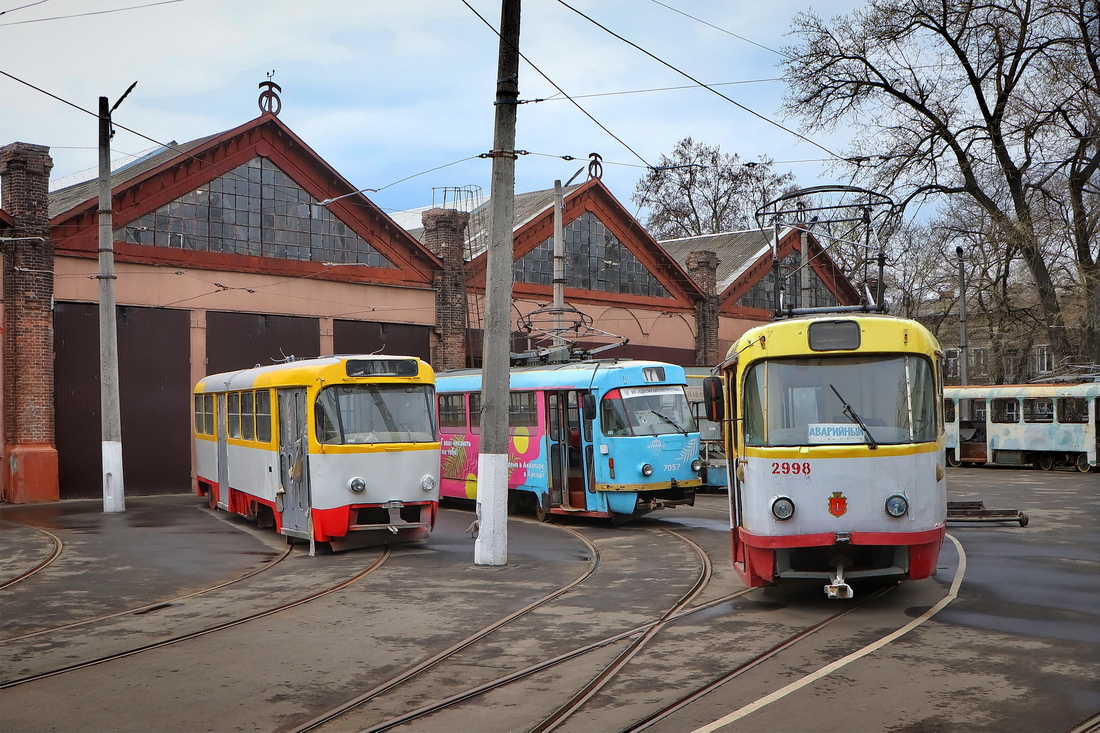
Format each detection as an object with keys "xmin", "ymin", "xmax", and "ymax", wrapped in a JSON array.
[
  {"xmin": 194, "ymin": 393, "xmax": 216, "ymax": 436},
  {"xmin": 944, "ymin": 398, "xmax": 956, "ymax": 423},
  {"xmin": 241, "ymin": 391, "xmax": 255, "ymax": 440},
  {"xmin": 509, "ymin": 391, "xmax": 538, "ymax": 428},
  {"xmin": 227, "ymin": 392, "xmax": 241, "ymax": 438},
  {"xmin": 469, "ymin": 393, "xmax": 482, "ymax": 430},
  {"xmin": 1022, "ymin": 398, "xmax": 1054, "ymax": 423},
  {"xmin": 990, "ymin": 398, "xmax": 1019, "ymax": 423},
  {"xmin": 255, "ymin": 390, "xmax": 272, "ymax": 442},
  {"xmin": 1056, "ymin": 397, "xmax": 1089, "ymax": 424},
  {"xmin": 439, "ymin": 394, "xmax": 467, "ymax": 431}
]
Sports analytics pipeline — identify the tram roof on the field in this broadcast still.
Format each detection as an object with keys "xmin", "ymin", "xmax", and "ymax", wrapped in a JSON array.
[
  {"xmin": 723, "ymin": 314, "xmax": 942, "ymax": 366},
  {"xmin": 944, "ymin": 383, "xmax": 1099, "ymax": 397},
  {"xmin": 195, "ymin": 354, "xmax": 433, "ymax": 392},
  {"xmin": 436, "ymin": 359, "xmax": 688, "ymax": 392}
]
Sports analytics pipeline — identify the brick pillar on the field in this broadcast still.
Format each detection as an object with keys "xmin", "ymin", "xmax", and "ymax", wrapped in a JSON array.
[
  {"xmin": 1, "ymin": 142, "xmax": 59, "ymax": 503},
  {"xmin": 686, "ymin": 250, "xmax": 721, "ymax": 367},
  {"xmin": 423, "ymin": 208, "xmax": 470, "ymax": 371}
]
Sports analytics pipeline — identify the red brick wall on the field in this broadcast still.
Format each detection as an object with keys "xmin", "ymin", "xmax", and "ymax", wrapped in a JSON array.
[
  {"xmin": 686, "ymin": 250, "xmax": 720, "ymax": 367},
  {"xmin": 1, "ymin": 142, "xmax": 59, "ymax": 502},
  {"xmin": 423, "ymin": 208, "xmax": 469, "ymax": 371}
]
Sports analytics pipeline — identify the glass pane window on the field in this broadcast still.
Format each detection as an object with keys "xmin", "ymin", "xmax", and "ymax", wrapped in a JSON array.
[
  {"xmin": 255, "ymin": 390, "xmax": 272, "ymax": 442},
  {"xmin": 204, "ymin": 394, "xmax": 215, "ymax": 435},
  {"xmin": 438, "ymin": 394, "xmax": 467, "ymax": 430},
  {"xmin": 469, "ymin": 393, "xmax": 482, "ymax": 429},
  {"xmin": 241, "ymin": 390, "xmax": 256, "ymax": 440},
  {"xmin": 116, "ymin": 157, "xmax": 397, "ymax": 268},
  {"xmin": 741, "ymin": 355, "xmax": 938, "ymax": 447},
  {"xmin": 508, "ymin": 391, "xmax": 538, "ymax": 428},
  {"xmin": 990, "ymin": 398, "xmax": 1019, "ymax": 423},
  {"xmin": 1022, "ymin": 398, "xmax": 1054, "ymax": 423},
  {"xmin": 315, "ymin": 385, "xmax": 437, "ymax": 444},
  {"xmin": 514, "ymin": 212, "xmax": 671, "ymax": 298},
  {"xmin": 194, "ymin": 395, "xmax": 204, "ymax": 433},
  {"xmin": 1056, "ymin": 397, "xmax": 1088, "ymax": 424},
  {"xmin": 599, "ymin": 386, "xmax": 695, "ymax": 437},
  {"xmin": 227, "ymin": 392, "xmax": 241, "ymax": 439}
]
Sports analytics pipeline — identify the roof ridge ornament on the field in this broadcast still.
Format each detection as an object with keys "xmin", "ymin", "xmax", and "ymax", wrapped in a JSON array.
[
  {"xmin": 259, "ymin": 71, "xmax": 282, "ymax": 116},
  {"xmin": 587, "ymin": 152, "xmax": 602, "ymax": 180}
]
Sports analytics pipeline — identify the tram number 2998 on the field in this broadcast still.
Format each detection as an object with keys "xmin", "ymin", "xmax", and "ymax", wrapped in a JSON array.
[{"xmin": 772, "ymin": 461, "xmax": 812, "ymax": 475}]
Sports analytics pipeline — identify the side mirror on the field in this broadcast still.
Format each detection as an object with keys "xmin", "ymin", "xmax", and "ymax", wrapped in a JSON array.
[
  {"xmin": 581, "ymin": 393, "xmax": 596, "ymax": 422},
  {"xmin": 702, "ymin": 377, "xmax": 724, "ymax": 422}
]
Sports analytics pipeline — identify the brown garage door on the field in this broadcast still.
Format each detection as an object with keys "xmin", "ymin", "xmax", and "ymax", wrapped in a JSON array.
[
  {"xmin": 333, "ymin": 320, "xmax": 431, "ymax": 363},
  {"xmin": 204, "ymin": 312, "xmax": 320, "ymax": 376},
  {"xmin": 54, "ymin": 303, "xmax": 192, "ymax": 498}
]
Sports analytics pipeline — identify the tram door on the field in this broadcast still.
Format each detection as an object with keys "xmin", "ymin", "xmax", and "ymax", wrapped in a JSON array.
[
  {"xmin": 215, "ymin": 394, "xmax": 229, "ymax": 508},
  {"xmin": 546, "ymin": 390, "xmax": 590, "ymax": 510},
  {"xmin": 277, "ymin": 388, "xmax": 311, "ymax": 538}
]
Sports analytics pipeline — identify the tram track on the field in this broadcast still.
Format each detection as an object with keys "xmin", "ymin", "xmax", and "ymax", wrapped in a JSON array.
[
  {"xmin": 0, "ymin": 522, "xmax": 64, "ymax": 591},
  {"xmin": 296, "ymin": 524, "xmax": 719, "ymax": 733},
  {"xmin": 0, "ymin": 542, "xmax": 293, "ymax": 643},
  {"xmin": 0, "ymin": 545, "xmax": 391, "ymax": 689},
  {"xmin": 304, "ymin": 522, "xmax": 951, "ymax": 733}
]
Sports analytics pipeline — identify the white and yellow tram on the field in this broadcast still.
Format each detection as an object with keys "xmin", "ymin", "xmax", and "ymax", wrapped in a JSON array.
[
  {"xmin": 194, "ymin": 355, "xmax": 440, "ymax": 549},
  {"xmin": 703, "ymin": 315, "xmax": 947, "ymax": 598}
]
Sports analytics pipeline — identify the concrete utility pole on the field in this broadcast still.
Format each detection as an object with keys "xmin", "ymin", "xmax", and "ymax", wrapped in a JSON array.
[
  {"xmin": 956, "ymin": 245, "xmax": 970, "ymax": 387},
  {"xmin": 475, "ymin": 0, "xmax": 520, "ymax": 566},
  {"xmin": 552, "ymin": 179, "xmax": 565, "ymax": 361},
  {"xmin": 98, "ymin": 87, "xmax": 134, "ymax": 512}
]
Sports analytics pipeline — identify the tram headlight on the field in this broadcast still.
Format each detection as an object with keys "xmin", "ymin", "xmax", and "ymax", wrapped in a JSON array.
[
  {"xmin": 348, "ymin": 477, "xmax": 367, "ymax": 494},
  {"xmin": 885, "ymin": 494, "xmax": 908, "ymax": 518},
  {"xmin": 691, "ymin": 459, "xmax": 702, "ymax": 472},
  {"xmin": 421, "ymin": 474, "xmax": 437, "ymax": 493},
  {"xmin": 641, "ymin": 463, "xmax": 654, "ymax": 477},
  {"xmin": 771, "ymin": 497, "xmax": 795, "ymax": 521}
]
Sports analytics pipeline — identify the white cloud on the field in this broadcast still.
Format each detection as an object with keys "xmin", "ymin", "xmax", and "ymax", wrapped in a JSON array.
[{"xmin": 1, "ymin": 0, "xmax": 864, "ymax": 211}]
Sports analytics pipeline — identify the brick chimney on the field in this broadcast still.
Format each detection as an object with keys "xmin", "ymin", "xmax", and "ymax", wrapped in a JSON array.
[
  {"xmin": 1, "ymin": 142, "xmax": 59, "ymax": 502},
  {"xmin": 422, "ymin": 208, "xmax": 470, "ymax": 371},
  {"xmin": 686, "ymin": 250, "xmax": 721, "ymax": 367}
]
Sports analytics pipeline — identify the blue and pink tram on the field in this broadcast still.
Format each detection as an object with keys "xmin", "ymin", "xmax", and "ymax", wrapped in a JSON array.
[
  {"xmin": 944, "ymin": 383, "xmax": 1098, "ymax": 472},
  {"xmin": 435, "ymin": 360, "xmax": 703, "ymax": 522},
  {"xmin": 703, "ymin": 316, "xmax": 947, "ymax": 598},
  {"xmin": 194, "ymin": 355, "xmax": 440, "ymax": 550}
]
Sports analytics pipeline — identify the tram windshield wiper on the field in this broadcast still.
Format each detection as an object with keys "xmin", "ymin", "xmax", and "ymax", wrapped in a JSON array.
[
  {"xmin": 829, "ymin": 384, "xmax": 878, "ymax": 450},
  {"xmin": 650, "ymin": 410, "xmax": 688, "ymax": 436}
]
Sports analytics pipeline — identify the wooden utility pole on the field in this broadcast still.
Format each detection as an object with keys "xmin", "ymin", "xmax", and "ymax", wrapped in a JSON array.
[{"xmin": 475, "ymin": 0, "xmax": 520, "ymax": 566}]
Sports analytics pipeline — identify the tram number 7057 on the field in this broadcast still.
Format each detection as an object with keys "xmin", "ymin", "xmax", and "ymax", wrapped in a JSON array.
[{"xmin": 772, "ymin": 461, "xmax": 812, "ymax": 475}]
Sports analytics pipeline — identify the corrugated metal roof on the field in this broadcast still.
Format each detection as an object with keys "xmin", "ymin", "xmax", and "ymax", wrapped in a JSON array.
[
  {"xmin": 403, "ymin": 183, "xmax": 584, "ymax": 260},
  {"xmin": 656, "ymin": 229, "xmax": 776, "ymax": 293},
  {"xmin": 48, "ymin": 135, "xmax": 218, "ymax": 218}
]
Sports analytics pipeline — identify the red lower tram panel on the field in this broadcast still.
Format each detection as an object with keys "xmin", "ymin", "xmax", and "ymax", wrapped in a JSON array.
[{"xmin": 732, "ymin": 526, "xmax": 947, "ymax": 588}]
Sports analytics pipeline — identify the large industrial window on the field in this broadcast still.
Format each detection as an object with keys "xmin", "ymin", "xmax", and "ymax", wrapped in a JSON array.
[
  {"xmin": 514, "ymin": 212, "xmax": 671, "ymax": 298},
  {"xmin": 117, "ymin": 157, "xmax": 397, "ymax": 268}
]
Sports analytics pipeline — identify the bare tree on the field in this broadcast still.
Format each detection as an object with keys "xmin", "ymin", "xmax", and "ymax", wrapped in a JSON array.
[
  {"xmin": 632, "ymin": 138, "xmax": 795, "ymax": 240},
  {"xmin": 782, "ymin": 0, "xmax": 1100, "ymax": 364}
]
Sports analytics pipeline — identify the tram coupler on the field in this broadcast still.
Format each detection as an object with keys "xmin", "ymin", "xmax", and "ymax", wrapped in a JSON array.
[{"xmin": 825, "ymin": 563, "xmax": 854, "ymax": 599}]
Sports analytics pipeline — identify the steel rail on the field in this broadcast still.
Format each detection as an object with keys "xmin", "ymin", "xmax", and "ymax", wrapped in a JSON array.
[
  {"xmin": 0, "ymin": 546, "xmax": 390, "ymax": 689},
  {"xmin": 291, "ymin": 522, "xmax": 603, "ymax": 733}
]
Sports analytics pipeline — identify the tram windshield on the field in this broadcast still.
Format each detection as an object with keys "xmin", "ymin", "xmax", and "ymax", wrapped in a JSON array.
[
  {"xmin": 741, "ymin": 355, "xmax": 937, "ymax": 447},
  {"xmin": 316, "ymin": 384, "xmax": 437, "ymax": 444},
  {"xmin": 601, "ymin": 385, "xmax": 697, "ymax": 437}
]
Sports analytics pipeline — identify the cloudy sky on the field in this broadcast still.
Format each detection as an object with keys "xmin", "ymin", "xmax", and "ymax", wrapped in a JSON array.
[{"xmin": 1, "ymin": 0, "xmax": 862, "ymax": 218}]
